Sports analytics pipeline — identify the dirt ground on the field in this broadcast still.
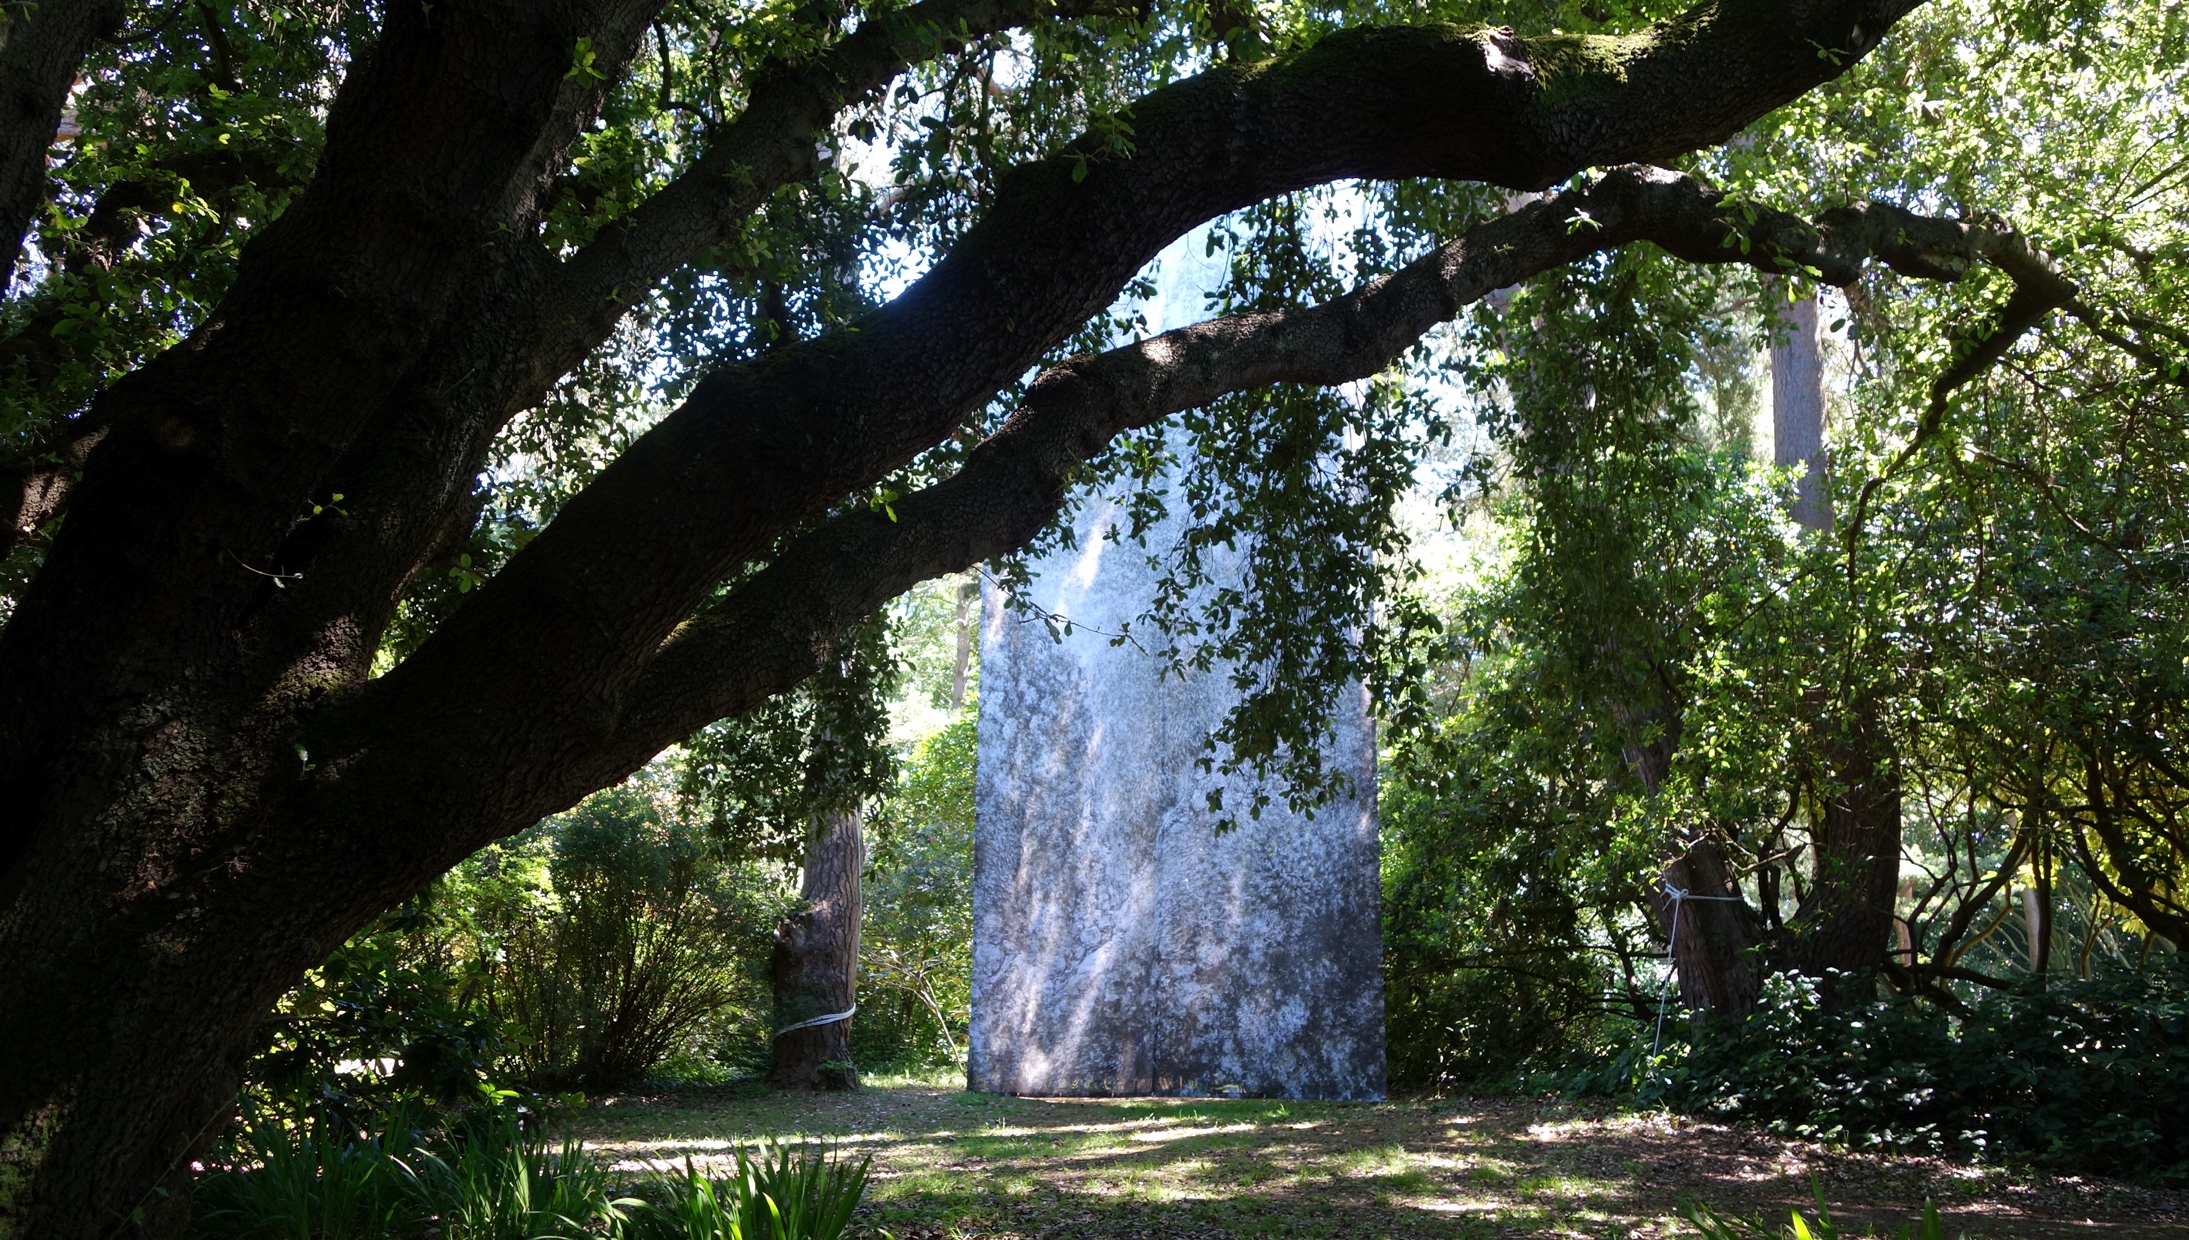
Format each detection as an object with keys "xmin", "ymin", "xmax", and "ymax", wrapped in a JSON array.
[{"xmin": 576, "ymin": 1073, "xmax": 2189, "ymax": 1240}]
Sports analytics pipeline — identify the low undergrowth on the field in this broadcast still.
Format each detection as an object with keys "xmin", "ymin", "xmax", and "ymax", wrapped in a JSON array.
[
  {"xmin": 572, "ymin": 1077, "xmax": 2189, "ymax": 1239},
  {"xmin": 1554, "ymin": 962, "xmax": 2189, "ymax": 1184},
  {"xmin": 189, "ymin": 1102, "xmax": 871, "ymax": 1240}
]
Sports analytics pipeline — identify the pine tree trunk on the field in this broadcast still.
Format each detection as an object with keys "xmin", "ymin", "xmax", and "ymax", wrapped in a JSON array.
[{"xmin": 769, "ymin": 806, "xmax": 866, "ymax": 1090}]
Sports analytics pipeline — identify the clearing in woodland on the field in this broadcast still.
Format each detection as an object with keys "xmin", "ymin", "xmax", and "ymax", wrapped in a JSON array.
[{"xmin": 577, "ymin": 1075, "xmax": 2189, "ymax": 1239}]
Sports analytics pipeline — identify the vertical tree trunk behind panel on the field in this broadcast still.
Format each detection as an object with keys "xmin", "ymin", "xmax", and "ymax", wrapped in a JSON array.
[
  {"xmin": 1770, "ymin": 292, "xmax": 1900, "ymax": 1001},
  {"xmin": 1626, "ymin": 703, "xmax": 1767, "ymax": 1013},
  {"xmin": 1781, "ymin": 708, "xmax": 1902, "ymax": 1001},
  {"xmin": 951, "ymin": 579, "xmax": 977, "ymax": 710},
  {"xmin": 1772, "ymin": 292, "xmax": 1832, "ymax": 534},
  {"xmin": 770, "ymin": 806, "xmax": 866, "ymax": 1090}
]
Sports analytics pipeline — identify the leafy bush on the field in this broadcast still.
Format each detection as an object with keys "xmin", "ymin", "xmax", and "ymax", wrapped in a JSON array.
[
  {"xmin": 244, "ymin": 889, "xmax": 513, "ymax": 1129},
  {"xmin": 192, "ymin": 1104, "xmax": 636, "ymax": 1239},
  {"xmin": 854, "ymin": 714, "xmax": 976, "ymax": 1071},
  {"xmin": 193, "ymin": 1107, "xmax": 874, "ymax": 1240},
  {"xmin": 635, "ymin": 1143, "xmax": 871, "ymax": 1240},
  {"xmin": 480, "ymin": 781, "xmax": 788, "ymax": 1089},
  {"xmin": 1654, "ymin": 959, "xmax": 2189, "ymax": 1181},
  {"xmin": 239, "ymin": 767, "xmax": 792, "ymax": 1129}
]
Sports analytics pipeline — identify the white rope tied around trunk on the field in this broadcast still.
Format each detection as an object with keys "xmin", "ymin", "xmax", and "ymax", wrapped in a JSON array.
[
  {"xmin": 1652, "ymin": 884, "xmax": 1748, "ymax": 1062},
  {"xmin": 772, "ymin": 1003, "xmax": 855, "ymax": 1040}
]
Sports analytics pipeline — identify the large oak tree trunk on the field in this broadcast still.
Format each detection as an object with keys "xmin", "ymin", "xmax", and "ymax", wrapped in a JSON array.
[
  {"xmin": 0, "ymin": 4, "xmax": 1943, "ymax": 1229},
  {"xmin": 770, "ymin": 807, "xmax": 866, "ymax": 1090}
]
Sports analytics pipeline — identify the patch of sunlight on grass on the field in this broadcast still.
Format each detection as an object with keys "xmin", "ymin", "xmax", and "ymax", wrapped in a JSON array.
[
  {"xmin": 1118, "ymin": 1167, "xmax": 1188, "ymax": 1202},
  {"xmin": 1525, "ymin": 1117, "xmax": 1599, "ymax": 1141},
  {"xmin": 1374, "ymin": 1166, "xmax": 1434, "ymax": 1194},
  {"xmin": 1130, "ymin": 1122, "xmax": 1257, "ymax": 1143},
  {"xmin": 1330, "ymin": 1142, "xmax": 1415, "ymax": 1180},
  {"xmin": 1419, "ymin": 1199, "xmax": 1504, "ymax": 1216},
  {"xmin": 1468, "ymin": 1159, "xmax": 1519, "ymax": 1182},
  {"xmin": 569, "ymin": 1082, "xmax": 2148, "ymax": 1240},
  {"xmin": 859, "ymin": 1065, "xmax": 965, "ymax": 1089},
  {"xmin": 870, "ymin": 1168, "xmax": 966, "ymax": 1197}
]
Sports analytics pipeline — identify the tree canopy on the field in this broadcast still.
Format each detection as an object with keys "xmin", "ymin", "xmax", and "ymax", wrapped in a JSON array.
[{"xmin": 3, "ymin": 0, "xmax": 2188, "ymax": 1232}]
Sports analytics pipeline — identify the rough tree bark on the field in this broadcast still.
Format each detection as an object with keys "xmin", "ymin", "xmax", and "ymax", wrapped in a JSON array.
[
  {"xmin": 0, "ymin": 0, "xmax": 127, "ymax": 291},
  {"xmin": 1627, "ymin": 702, "xmax": 1765, "ymax": 1014},
  {"xmin": 1781, "ymin": 703, "xmax": 1905, "ymax": 1002},
  {"xmin": 1770, "ymin": 299, "xmax": 1904, "ymax": 1003},
  {"xmin": 4, "ymin": 0, "xmax": 2075, "ymax": 1229},
  {"xmin": 770, "ymin": 807, "xmax": 868, "ymax": 1091},
  {"xmin": 1656, "ymin": 840, "xmax": 1766, "ymax": 1013}
]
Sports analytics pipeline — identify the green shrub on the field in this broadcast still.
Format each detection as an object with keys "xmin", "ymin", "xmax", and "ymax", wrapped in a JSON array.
[
  {"xmin": 1657, "ymin": 959, "xmax": 2189, "ymax": 1181},
  {"xmin": 242, "ymin": 891, "xmax": 513, "ymax": 1130},
  {"xmin": 190, "ymin": 1112, "xmax": 403, "ymax": 1240},
  {"xmin": 240, "ymin": 767, "xmax": 791, "ymax": 1122},
  {"xmin": 398, "ymin": 1109, "xmax": 637, "ymax": 1239},
  {"xmin": 192, "ymin": 1109, "xmax": 876, "ymax": 1240},
  {"xmin": 191, "ymin": 1104, "xmax": 639, "ymax": 1239},
  {"xmin": 634, "ymin": 1143, "xmax": 872, "ymax": 1240},
  {"xmin": 480, "ymin": 781, "xmax": 787, "ymax": 1090}
]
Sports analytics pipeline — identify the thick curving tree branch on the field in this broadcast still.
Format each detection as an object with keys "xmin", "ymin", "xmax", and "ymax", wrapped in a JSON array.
[
  {"xmin": 218, "ymin": 0, "xmax": 1148, "ymax": 719},
  {"xmin": 0, "ymin": 0, "xmax": 667, "ymax": 827},
  {"xmin": 531, "ymin": 0, "xmax": 1147, "ymax": 393},
  {"xmin": 609, "ymin": 165, "xmax": 2079, "ymax": 762},
  {"xmin": 353, "ymin": 0, "xmax": 1930, "ymax": 810},
  {"xmin": 0, "ymin": 0, "xmax": 127, "ymax": 291}
]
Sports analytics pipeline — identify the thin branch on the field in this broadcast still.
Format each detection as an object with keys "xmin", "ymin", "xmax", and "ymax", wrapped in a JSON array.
[{"xmin": 532, "ymin": 0, "xmax": 1142, "ymax": 388}]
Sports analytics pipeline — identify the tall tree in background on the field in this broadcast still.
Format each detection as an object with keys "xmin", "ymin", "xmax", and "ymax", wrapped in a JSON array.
[
  {"xmin": 770, "ymin": 804, "xmax": 869, "ymax": 1089},
  {"xmin": 0, "ymin": 0, "xmax": 2149, "ymax": 1229},
  {"xmin": 675, "ymin": 618, "xmax": 895, "ymax": 1090},
  {"xmin": 1772, "ymin": 293, "xmax": 1830, "ymax": 532},
  {"xmin": 1661, "ymin": 285, "xmax": 1898, "ymax": 1013},
  {"xmin": 1774, "ymin": 278, "xmax": 1903, "ymax": 1003}
]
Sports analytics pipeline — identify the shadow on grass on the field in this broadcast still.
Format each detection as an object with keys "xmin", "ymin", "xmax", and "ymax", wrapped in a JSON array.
[{"xmin": 578, "ymin": 1084, "xmax": 2189, "ymax": 1240}]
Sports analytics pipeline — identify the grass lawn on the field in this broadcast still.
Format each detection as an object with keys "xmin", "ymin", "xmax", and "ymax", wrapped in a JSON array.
[{"xmin": 575, "ymin": 1071, "xmax": 2187, "ymax": 1240}]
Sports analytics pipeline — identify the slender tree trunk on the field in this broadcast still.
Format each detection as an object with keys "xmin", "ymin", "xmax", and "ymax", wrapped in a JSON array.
[
  {"xmin": 2024, "ymin": 878, "xmax": 2051, "ymax": 980},
  {"xmin": 1772, "ymin": 294, "xmax": 1899, "ymax": 1002},
  {"xmin": 770, "ymin": 806, "xmax": 866, "ymax": 1090},
  {"xmin": 951, "ymin": 579, "xmax": 977, "ymax": 711},
  {"xmin": 1771, "ymin": 291, "xmax": 1832, "ymax": 533}
]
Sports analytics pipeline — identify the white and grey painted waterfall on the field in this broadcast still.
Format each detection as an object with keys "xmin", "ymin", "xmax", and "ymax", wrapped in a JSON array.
[{"xmin": 967, "ymin": 490, "xmax": 1385, "ymax": 1100}]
